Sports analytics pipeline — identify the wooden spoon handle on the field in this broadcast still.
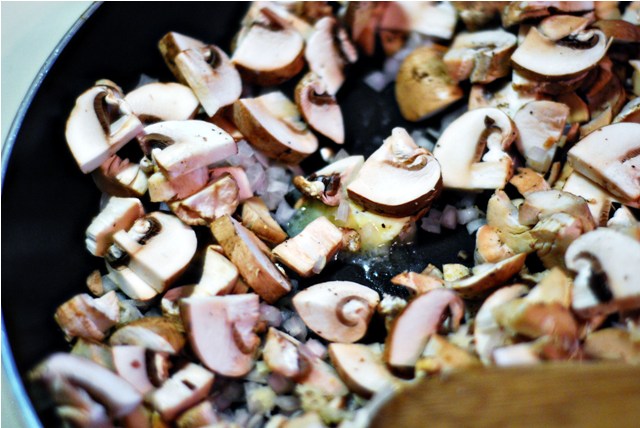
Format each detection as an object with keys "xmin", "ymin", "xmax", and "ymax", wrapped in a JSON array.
[{"xmin": 372, "ymin": 363, "xmax": 640, "ymax": 428}]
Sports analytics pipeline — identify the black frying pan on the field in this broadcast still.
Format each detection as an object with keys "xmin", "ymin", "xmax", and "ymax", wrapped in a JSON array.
[{"xmin": 1, "ymin": 3, "xmax": 476, "ymax": 426}]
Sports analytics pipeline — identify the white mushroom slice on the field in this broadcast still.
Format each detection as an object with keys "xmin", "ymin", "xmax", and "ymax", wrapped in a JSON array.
[
  {"xmin": 148, "ymin": 167, "xmax": 209, "ymax": 203},
  {"xmin": 210, "ymin": 166, "xmax": 253, "ymax": 201},
  {"xmin": 112, "ymin": 345, "xmax": 154, "ymax": 395},
  {"xmin": 386, "ymin": 289, "xmax": 464, "ymax": 375},
  {"xmin": 109, "ymin": 317, "xmax": 185, "ymax": 354},
  {"xmin": 565, "ymin": 228, "xmax": 640, "ymax": 316},
  {"xmin": 563, "ymin": 172, "xmax": 616, "ymax": 226},
  {"xmin": 124, "ymin": 82, "xmax": 199, "ymax": 122},
  {"xmin": 511, "ymin": 27, "xmax": 609, "ymax": 81},
  {"xmin": 233, "ymin": 91, "xmax": 318, "ymax": 164},
  {"xmin": 347, "ymin": 128, "xmax": 442, "ymax": 217},
  {"xmin": 55, "ymin": 291, "xmax": 119, "ymax": 342},
  {"xmin": 433, "ymin": 107, "xmax": 516, "ymax": 190},
  {"xmin": 344, "ymin": 1, "xmax": 388, "ymax": 56},
  {"xmin": 292, "ymin": 281, "xmax": 380, "ymax": 343},
  {"xmin": 92, "ymin": 155, "xmax": 148, "ymax": 198},
  {"xmin": 169, "ymin": 175, "xmax": 239, "ymax": 226},
  {"xmin": 86, "ymin": 197, "xmax": 144, "ymax": 257},
  {"xmin": 149, "ymin": 363, "xmax": 214, "ymax": 422},
  {"xmin": 514, "ymin": 101, "xmax": 569, "ymax": 173},
  {"xmin": 584, "ymin": 328, "xmax": 640, "ymax": 364},
  {"xmin": 181, "ymin": 294, "xmax": 260, "ymax": 377},
  {"xmin": 144, "ymin": 120, "xmax": 236, "ymax": 178},
  {"xmin": 195, "ymin": 245, "xmax": 239, "ymax": 296},
  {"xmin": 379, "ymin": 1, "xmax": 457, "ymax": 40},
  {"xmin": 211, "ymin": 215, "xmax": 291, "ymax": 303},
  {"xmin": 273, "ymin": 217, "xmax": 344, "ymax": 277},
  {"xmin": 468, "ymin": 81, "xmax": 540, "ymax": 118},
  {"xmin": 295, "ymin": 73, "xmax": 345, "ymax": 144},
  {"xmin": 106, "ymin": 262, "xmax": 159, "ymax": 301},
  {"xmin": 444, "ymin": 29, "xmax": 517, "ymax": 84},
  {"xmin": 569, "ymin": 123, "xmax": 640, "ymax": 204},
  {"xmin": 538, "ymin": 14, "xmax": 592, "ymax": 41},
  {"xmin": 509, "ymin": 168, "xmax": 550, "ymax": 196},
  {"xmin": 447, "ymin": 253, "xmax": 527, "ymax": 298},
  {"xmin": 518, "ymin": 190, "xmax": 595, "ymax": 231},
  {"xmin": 613, "ymin": 97, "xmax": 640, "ymax": 124},
  {"xmin": 232, "ymin": 18, "xmax": 304, "ymax": 86},
  {"xmin": 241, "ymin": 197, "xmax": 288, "ymax": 245},
  {"xmin": 395, "ymin": 45, "xmax": 463, "ymax": 122},
  {"xmin": 175, "ymin": 45, "xmax": 242, "ymax": 117},
  {"xmin": 158, "ymin": 32, "xmax": 207, "ymax": 83},
  {"xmin": 112, "ymin": 212, "xmax": 197, "ymax": 293},
  {"xmin": 294, "ymin": 155, "xmax": 364, "ymax": 207},
  {"xmin": 30, "ymin": 353, "xmax": 142, "ymax": 418},
  {"xmin": 417, "ymin": 335, "xmax": 481, "ymax": 374},
  {"xmin": 486, "ymin": 190, "xmax": 535, "ymax": 254},
  {"xmin": 65, "ymin": 84, "xmax": 144, "ymax": 173},
  {"xmin": 475, "ymin": 285, "xmax": 529, "ymax": 364},
  {"xmin": 527, "ymin": 267, "xmax": 573, "ymax": 308},
  {"xmin": 492, "ymin": 298, "xmax": 579, "ymax": 341},
  {"xmin": 328, "ymin": 343, "xmax": 401, "ymax": 398}
]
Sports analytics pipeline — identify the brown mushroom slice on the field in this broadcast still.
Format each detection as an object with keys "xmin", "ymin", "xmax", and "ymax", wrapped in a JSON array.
[
  {"xmin": 584, "ymin": 328, "xmax": 640, "ymax": 364},
  {"xmin": 109, "ymin": 317, "xmax": 185, "ymax": 354},
  {"xmin": 511, "ymin": 27, "xmax": 609, "ymax": 81},
  {"xmin": 568, "ymin": 123, "xmax": 640, "ymax": 204},
  {"xmin": 210, "ymin": 166, "xmax": 253, "ymax": 201},
  {"xmin": 452, "ymin": 2, "xmax": 504, "ymax": 31},
  {"xmin": 444, "ymin": 29, "xmax": 517, "ymax": 84},
  {"xmin": 492, "ymin": 298, "xmax": 579, "ymax": 341},
  {"xmin": 158, "ymin": 32, "xmax": 207, "ymax": 82},
  {"xmin": 112, "ymin": 212, "xmax": 197, "ymax": 293},
  {"xmin": 305, "ymin": 17, "xmax": 357, "ymax": 96},
  {"xmin": 242, "ymin": 196, "xmax": 288, "ymax": 245},
  {"xmin": 379, "ymin": 1, "xmax": 457, "ymax": 40},
  {"xmin": 395, "ymin": 45, "xmax": 463, "ymax": 122},
  {"xmin": 468, "ymin": 81, "xmax": 540, "ymax": 118},
  {"xmin": 294, "ymin": 155, "xmax": 364, "ymax": 207},
  {"xmin": 328, "ymin": 343, "xmax": 401, "ymax": 398},
  {"xmin": 55, "ymin": 291, "xmax": 119, "ymax": 342},
  {"xmin": 148, "ymin": 167, "xmax": 209, "ymax": 203},
  {"xmin": 518, "ymin": 190, "xmax": 595, "ymax": 230},
  {"xmin": 433, "ymin": 108, "xmax": 516, "ymax": 191},
  {"xmin": 474, "ymin": 225, "xmax": 517, "ymax": 264},
  {"xmin": 233, "ymin": 92, "xmax": 318, "ymax": 164},
  {"xmin": 347, "ymin": 128, "xmax": 442, "ymax": 217},
  {"xmin": 501, "ymin": 1, "xmax": 594, "ymax": 28},
  {"xmin": 390, "ymin": 271, "xmax": 444, "ymax": 295},
  {"xmin": 475, "ymin": 284, "xmax": 529, "ymax": 364},
  {"xmin": 565, "ymin": 228, "xmax": 640, "ymax": 317},
  {"xmin": 509, "ymin": 167, "xmax": 550, "ymax": 196},
  {"xmin": 85, "ymin": 197, "xmax": 144, "ymax": 257},
  {"xmin": 557, "ymin": 92, "xmax": 590, "ymax": 124},
  {"xmin": 538, "ymin": 14, "xmax": 592, "ymax": 41},
  {"xmin": 194, "ymin": 245, "xmax": 239, "ymax": 296},
  {"xmin": 385, "ymin": 289, "xmax": 464, "ymax": 375},
  {"xmin": 181, "ymin": 294, "xmax": 259, "ymax": 377},
  {"xmin": 344, "ymin": 1, "xmax": 388, "ymax": 56},
  {"xmin": 514, "ymin": 101, "xmax": 569, "ymax": 173},
  {"xmin": 563, "ymin": 172, "xmax": 616, "ymax": 226},
  {"xmin": 417, "ymin": 335, "xmax": 481, "ymax": 375},
  {"xmin": 295, "ymin": 73, "xmax": 345, "ymax": 144},
  {"xmin": 66, "ymin": 83, "xmax": 144, "ymax": 173},
  {"xmin": 211, "ymin": 215, "xmax": 291, "ymax": 303},
  {"xmin": 613, "ymin": 97, "xmax": 640, "ymax": 124},
  {"xmin": 30, "ymin": 353, "xmax": 142, "ymax": 419},
  {"xmin": 112, "ymin": 345, "xmax": 155, "ymax": 395},
  {"xmin": 486, "ymin": 190, "xmax": 535, "ymax": 254},
  {"xmin": 447, "ymin": 253, "xmax": 527, "ymax": 298},
  {"xmin": 149, "ymin": 363, "xmax": 214, "ymax": 422},
  {"xmin": 124, "ymin": 82, "xmax": 199, "ymax": 122},
  {"xmin": 174, "ymin": 45, "xmax": 242, "ymax": 117},
  {"xmin": 292, "ymin": 281, "xmax": 380, "ymax": 343},
  {"xmin": 273, "ymin": 217, "xmax": 344, "ymax": 277},
  {"xmin": 144, "ymin": 120, "xmax": 236, "ymax": 178},
  {"xmin": 92, "ymin": 155, "xmax": 149, "ymax": 198},
  {"xmin": 169, "ymin": 175, "xmax": 239, "ymax": 226}
]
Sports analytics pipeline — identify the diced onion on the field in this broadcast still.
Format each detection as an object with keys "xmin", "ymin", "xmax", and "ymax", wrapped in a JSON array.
[
  {"xmin": 441, "ymin": 205, "xmax": 458, "ymax": 230},
  {"xmin": 457, "ymin": 206, "xmax": 480, "ymax": 225},
  {"xmin": 364, "ymin": 71, "xmax": 389, "ymax": 92},
  {"xmin": 466, "ymin": 218, "xmax": 487, "ymax": 234}
]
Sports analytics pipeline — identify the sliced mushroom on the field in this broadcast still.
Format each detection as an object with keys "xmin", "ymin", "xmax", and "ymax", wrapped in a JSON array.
[
  {"xmin": 501, "ymin": 1, "xmax": 594, "ymax": 28},
  {"xmin": 538, "ymin": 14, "xmax": 592, "ymax": 41},
  {"xmin": 518, "ymin": 190, "xmax": 595, "ymax": 231},
  {"xmin": 92, "ymin": 155, "xmax": 149, "ymax": 198},
  {"xmin": 295, "ymin": 73, "xmax": 345, "ymax": 144},
  {"xmin": 511, "ymin": 27, "xmax": 609, "ymax": 81},
  {"xmin": 514, "ymin": 101, "xmax": 569, "ymax": 173},
  {"xmin": 395, "ymin": 45, "xmax": 463, "ymax": 122},
  {"xmin": 148, "ymin": 363, "xmax": 214, "ymax": 422},
  {"xmin": 417, "ymin": 335, "xmax": 481, "ymax": 374},
  {"xmin": 492, "ymin": 298, "xmax": 579, "ymax": 341},
  {"xmin": 175, "ymin": 400, "xmax": 219, "ymax": 428},
  {"xmin": 509, "ymin": 167, "xmax": 550, "ymax": 196},
  {"xmin": 112, "ymin": 345, "xmax": 155, "ymax": 395},
  {"xmin": 109, "ymin": 317, "xmax": 185, "ymax": 354},
  {"xmin": 563, "ymin": 172, "xmax": 616, "ymax": 226},
  {"xmin": 161, "ymin": 285, "xmax": 196, "ymax": 319},
  {"xmin": 30, "ymin": 353, "xmax": 142, "ymax": 419},
  {"xmin": 210, "ymin": 166, "xmax": 253, "ymax": 201},
  {"xmin": 304, "ymin": 17, "xmax": 357, "ymax": 96},
  {"xmin": 55, "ymin": 291, "xmax": 119, "ymax": 342},
  {"xmin": 343, "ymin": 1, "xmax": 388, "ymax": 56},
  {"xmin": 273, "ymin": 216, "xmax": 344, "ymax": 277},
  {"xmin": 557, "ymin": 92, "xmax": 590, "ymax": 124},
  {"xmin": 390, "ymin": 271, "xmax": 444, "ymax": 295},
  {"xmin": 613, "ymin": 97, "xmax": 640, "ymax": 124},
  {"xmin": 492, "ymin": 343, "xmax": 541, "ymax": 366},
  {"xmin": 105, "ymin": 262, "xmax": 158, "ymax": 301},
  {"xmin": 147, "ymin": 167, "xmax": 209, "ymax": 202},
  {"xmin": 124, "ymin": 82, "xmax": 199, "ymax": 122},
  {"xmin": 194, "ymin": 245, "xmax": 239, "ymax": 297},
  {"xmin": 568, "ymin": 123, "xmax": 640, "ymax": 204},
  {"xmin": 444, "ymin": 29, "xmax": 517, "ymax": 84},
  {"xmin": 475, "ymin": 225, "xmax": 517, "ymax": 264},
  {"xmin": 446, "ymin": 253, "xmax": 527, "ymax": 298},
  {"xmin": 112, "ymin": 212, "xmax": 197, "ymax": 293},
  {"xmin": 468, "ymin": 81, "xmax": 540, "ymax": 118},
  {"xmin": 328, "ymin": 343, "xmax": 401, "ymax": 398},
  {"xmin": 158, "ymin": 31, "xmax": 207, "ymax": 83},
  {"xmin": 241, "ymin": 197, "xmax": 287, "ymax": 245},
  {"xmin": 584, "ymin": 328, "xmax": 640, "ymax": 363},
  {"xmin": 66, "ymin": 83, "xmax": 143, "ymax": 173},
  {"xmin": 233, "ymin": 91, "xmax": 318, "ymax": 164},
  {"xmin": 294, "ymin": 155, "xmax": 364, "ymax": 207},
  {"xmin": 143, "ymin": 120, "xmax": 236, "ymax": 178},
  {"xmin": 379, "ymin": 1, "xmax": 457, "ymax": 40},
  {"xmin": 486, "ymin": 190, "xmax": 535, "ymax": 254},
  {"xmin": 292, "ymin": 281, "xmax": 380, "ymax": 343},
  {"xmin": 181, "ymin": 294, "xmax": 259, "ymax": 377},
  {"xmin": 71, "ymin": 338, "xmax": 114, "ymax": 370},
  {"xmin": 85, "ymin": 197, "xmax": 144, "ymax": 257},
  {"xmin": 433, "ymin": 107, "xmax": 516, "ymax": 190},
  {"xmin": 527, "ymin": 267, "xmax": 573, "ymax": 307},
  {"xmin": 565, "ymin": 228, "xmax": 640, "ymax": 316},
  {"xmin": 169, "ymin": 174, "xmax": 239, "ymax": 226},
  {"xmin": 211, "ymin": 215, "xmax": 291, "ymax": 303},
  {"xmin": 533, "ymin": 213, "xmax": 586, "ymax": 269},
  {"xmin": 347, "ymin": 128, "xmax": 442, "ymax": 217},
  {"xmin": 385, "ymin": 289, "xmax": 465, "ymax": 376},
  {"xmin": 452, "ymin": 1, "xmax": 504, "ymax": 31},
  {"xmin": 174, "ymin": 45, "xmax": 242, "ymax": 117}
]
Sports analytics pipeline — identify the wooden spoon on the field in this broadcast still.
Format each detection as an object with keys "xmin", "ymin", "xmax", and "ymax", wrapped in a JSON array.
[{"xmin": 372, "ymin": 363, "xmax": 640, "ymax": 427}]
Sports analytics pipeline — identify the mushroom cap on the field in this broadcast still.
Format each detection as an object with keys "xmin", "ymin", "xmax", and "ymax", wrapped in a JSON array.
[
  {"xmin": 124, "ymin": 82, "xmax": 199, "ymax": 122},
  {"xmin": 158, "ymin": 31, "xmax": 207, "ymax": 82},
  {"xmin": 181, "ymin": 294, "xmax": 260, "ymax": 377},
  {"xmin": 538, "ymin": 14, "xmax": 592, "ymax": 41},
  {"xmin": 511, "ymin": 27, "xmax": 609, "ymax": 81},
  {"xmin": 567, "ymin": 122, "xmax": 640, "ymax": 203},
  {"xmin": 293, "ymin": 281, "xmax": 380, "ymax": 343},
  {"xmin": 295, "ymin": 73, "xmax": 345, "ymax": 144},
  {"xmin": 347, "ymin": 128, "xmax": 442, "ymax": 217},
  {"xmin": 447, "ymin": 253, "xmax": 527, "ymax": 298}
]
